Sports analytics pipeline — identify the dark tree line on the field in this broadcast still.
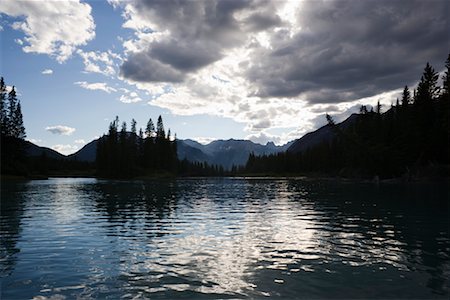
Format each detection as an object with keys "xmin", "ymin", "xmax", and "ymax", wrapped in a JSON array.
[
  {"xmin": 96, "ymin": 115, "xmax": 228, "ymax": 178},
  {"xmin": 178, "ymin": 158, "xmax": 225, "ymax": 177},
  {"xmin": 1, "ymin": 77, "xmax": 27, "ymax": 175},
  {"xmin": 1, "ymin": 76, "xmax": 95, "ymax": 177},
  {"xmin": 96, "ymin": 115, "xmax": 178, "ymax": 178},
  {"xmin": 0, "ymin": 77, "xmax": 25, "ymax": 140},
  {"xmin": 244, "ymin": 54, "xmax": 450, "ymax": 179}
]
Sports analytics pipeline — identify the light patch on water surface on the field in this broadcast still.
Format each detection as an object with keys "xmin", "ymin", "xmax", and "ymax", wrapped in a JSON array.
[{"xmin": 1, "ymin": 178, "xmax": 449, "ymax": 299}]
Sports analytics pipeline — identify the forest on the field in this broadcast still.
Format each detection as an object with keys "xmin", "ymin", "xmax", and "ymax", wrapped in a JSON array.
[
  {"xmin": 1, "ymin": 53, "xmax": 449, "ymax": 179},
  {"xmin": 0, "ymin": 77, "xmax": 93, "ymax": 177},
  {"xmin": 1, "ymin": 78, "xmax": 28, "ymax": 176},
  {"xmin": 96, "ymin": 115, "xmax": 226, "ymax": 178},
  {"xmin": 244, "ymin": 54, "xmax": 450, "ymax": 179}
]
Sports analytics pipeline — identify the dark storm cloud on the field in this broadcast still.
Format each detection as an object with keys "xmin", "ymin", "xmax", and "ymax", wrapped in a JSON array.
[
  {"xmin": 134, "ymin": 0, "xmax": 249, "ymax": 45},
  {"xmin": 243, "ymin": 11, "xmax": 283, "ymax": 32},
  {"xmin": 247, "ymin": 0, "xmax": 449, "ymax": 103},
  {"xmin": 150, "ymin": 40, "xmax": 222, "ymax": 72},
  {"xmin": 120, "ymin": 0, "xmax": 280, "ymax": 83},
  {"xmin": 120, "ymin": 52, "xmax": 184, "ymax": 83}
]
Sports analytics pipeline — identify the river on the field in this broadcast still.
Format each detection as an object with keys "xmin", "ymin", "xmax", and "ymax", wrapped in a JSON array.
[{"xmin": 1, "ymin": 178, "xmax": 449, "ymax": 298}]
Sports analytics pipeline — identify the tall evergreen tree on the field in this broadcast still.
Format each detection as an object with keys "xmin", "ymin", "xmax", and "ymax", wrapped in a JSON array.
[
  {"xmin": 7, "ymin": 86, "xmax": 18, "ymax": 137},
  {"xmin": 129, "ymin": 118, "xmax": 138, "ymax": 165},
  {"xmin": 138, "ymin": 127, "xmax": 144, "ymax": 161},
  {"xmin": 416, "ymin": 62, "xmax": 440, "ymax": 104},
  {"xmin": 145, "ymin": 118, "xmax": 155, "ymax": 138},
  {"xmin": 401, "ymin": 85, "xmax": 411, "ymax": 107},
  {"xmin": 13, "ymin": 101, "xmax": 26, "ymax": 139},
  {"xmin": 376, "ymin": 101, "xmax": 382, "ymax": 114},
  {"xmin": 156, "ymin": 115, "xmax": 165, "ymax": 138},
  {"xmin": 0, "ymin": 77, "xmax": 8, "ymax": 136},
  {"xmin": 131, "ymin": 118, "xmax": 137, "ymax": 136},
  {"xmin": 326, "ymin": 113, "xmax": 335, "ymax": 126},
  {"xmin": 442, "ymin": 53, "xmax": 450, "ymax": 99},
  {"xmin": 120, "ymin": 121, "xmax": 127, "ymax": 138}
]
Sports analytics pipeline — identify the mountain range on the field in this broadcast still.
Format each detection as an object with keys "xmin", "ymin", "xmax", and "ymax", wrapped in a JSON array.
[
  {"xmin": 25, "ymin": 114, "xmax": 358, "ymax": 169},
  {"xmin": 287, "ymin": 114, "xmax": 359, "ymax": 153},
  {"xmin": 177, "ymin": 139, "xmax": 293, "ymax": 169}
]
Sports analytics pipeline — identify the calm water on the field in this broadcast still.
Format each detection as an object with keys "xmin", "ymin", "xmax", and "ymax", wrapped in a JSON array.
[{"xmin": 1, "ymin": 178, "xmax": 449, "ymax": 299}]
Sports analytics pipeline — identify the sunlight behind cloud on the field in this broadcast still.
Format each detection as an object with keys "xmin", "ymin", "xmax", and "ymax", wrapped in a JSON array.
[{"xmin": 109, "ymin": 0, "xmax": 447, "ymax": 143}]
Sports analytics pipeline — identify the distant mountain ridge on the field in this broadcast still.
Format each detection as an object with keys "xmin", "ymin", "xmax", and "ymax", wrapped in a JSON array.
[
  {"xmin": 287, "ymin": 114, "xmax": 360, "ymax": 154},
  {"xmin": 24, "ymin": 114, "xmax": 360, "ymax": 169},
  {"xmin": 25, "ymin": 137, "xmax": 293, "ymax": 169},
  {"xmin": 25, "ymin": 140, "xmax": 67, "ymax": 160},
  {"xmin": 177, "ymin": 139, "xmax": 294, "ymax": 169}
]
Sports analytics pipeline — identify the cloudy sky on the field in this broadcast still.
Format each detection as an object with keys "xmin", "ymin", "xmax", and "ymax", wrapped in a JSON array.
[{"xmin": 0, "ymin": 0, "xmax": 448, "ymax": 154}]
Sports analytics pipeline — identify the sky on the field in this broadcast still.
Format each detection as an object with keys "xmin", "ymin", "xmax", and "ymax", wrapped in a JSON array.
[{"xmin": 0, "ymin": 0, "xmax": 448, "ymax": 155}]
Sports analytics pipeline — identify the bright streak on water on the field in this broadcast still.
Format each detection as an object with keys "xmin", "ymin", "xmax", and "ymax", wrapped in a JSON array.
[{"xmin": 0, "ymin": 178, "xmax": 449, "ymax": 299}]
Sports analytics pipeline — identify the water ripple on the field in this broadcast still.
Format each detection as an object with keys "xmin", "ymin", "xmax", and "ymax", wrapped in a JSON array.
[{"xmin": 0, "ymin": 178, "xmax": 449, "ymax": 298}]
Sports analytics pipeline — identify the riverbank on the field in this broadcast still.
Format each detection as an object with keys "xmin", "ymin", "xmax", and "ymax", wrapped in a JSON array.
[{"xmin": 2, "ymin": 163, "xmax": 449, "ymax": 183}]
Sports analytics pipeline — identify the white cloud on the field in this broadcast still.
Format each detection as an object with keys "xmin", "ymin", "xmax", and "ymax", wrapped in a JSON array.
[
  {"xmin": 192, "ymin": 137, "xmax": 216, "ymax": 145},
  {"xmin": 77, "ymin": 50, "xmax": 121, "ymax": 76},
  {"xmin": 74, "ymin": 139, "xmax": 85, "ymax": 144},
  {"xmin": 75, "ymin": 81, "xmax": 117, "ymax": 93},
  {"xmin": 119, "ymin": 91, "xmax": 142, "ymax": 103},
  {"xmin": 246, "ymin": 131, "xmax": 283, "ymax": 146},
  {"xmin": 113, "ymin": 1, "xmax": 317, "ymax": 141},
  {"xmin": 245, "ymin": 128, "xmax": 306, "ymax": 146},
  {"xmin": 107, "ymin": 0, "xmax": 123, "ymax": 10},
  {"xmin": 5, "ymin": 85, "xmax": 15, "ymax": 93},
  {"xmin": 45, "ymin": 125, "xmax": 76, "ymax": 136},
  {"xmin": 52, "ymin": 144, "xmax": 79, "ymax": 155},
  {"xmin": 0, "ymin": 0, "xmax": 95, "ymax": 62},
  {"xmin": 41, "ymin": 69, "xmax": 53, "ymax": 75},
  {"xmin": 112, "ymin": 0, "xmax": 445, "ymax": 144},
  {"xmin": 14, "ymin": 38, "xmax": 23, "ymax": 45},
  {"xmin": 28, "ymin": 138, "xmax": 43, "ymax": 144}
]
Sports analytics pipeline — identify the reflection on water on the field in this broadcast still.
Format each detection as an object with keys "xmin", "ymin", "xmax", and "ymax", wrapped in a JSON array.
[{"xmin": 1, "ymin": 178, "xmax": 449, "ymax": 299}]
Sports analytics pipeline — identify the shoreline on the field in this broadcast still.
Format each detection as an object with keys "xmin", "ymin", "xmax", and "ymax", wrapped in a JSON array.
[{"xmin": 2, "ymin": 173, "xmax": 449, "ymax": 186}]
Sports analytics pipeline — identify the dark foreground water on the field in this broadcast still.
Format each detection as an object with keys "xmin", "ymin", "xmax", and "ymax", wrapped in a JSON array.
[{"xmin": 1, "ymin": 178, "xmax": 449, "ymax": 299}]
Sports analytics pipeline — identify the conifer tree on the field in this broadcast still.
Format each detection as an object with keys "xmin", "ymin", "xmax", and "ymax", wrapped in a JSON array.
[
  {"xmin": 131, "ymin": 118, "xmax": 137, "ymax": 136},
  {"xmin": 442, "ymin": 53, "xmax": 450, "ymax": 99},
  {"xmin": 156, "ymin": 115, "xmax": 165, "ymax": 138},
  {"xmin": 145, "ymin": 118, "xmax": 155, "ymax": 138},
  {"xmin": 120, "ymin": 121, "xmax": 127, "ymax": 139},
  {"xmin": 129, "ymin": 118, "xmax": 138, "ymax": 167},
  {"xmin": 108, "ymin": 116, "xmax": 119, "ymax": 140},
  {"xmin": 13, "ymin": 101, "xmax": 26, "ymax": 139},
  {"xmin": 401, "ymin": 85, "xmax": 411, "ymax": 107},
  {"xmin": 416, "ymin": 62, "xmax": 440, "ymax": 104},
  {"xmin": 7, "ymin": 86, "xmax": 18, "ymax": 137},
  {"xmin": 359, "ymin": 105, "xmax": 368, "ymax": 114},
  {"xmin": 138, "ymin": 127, "xmax": 144, "ymax": 161},
  {"xmin": 326, "ymin": 113, "xmax": 335, "ymax": 126},
  {"xmin": 0, "ymin": 77, "xmax": 8, "ymax": 136},
  {"xmin": 376, "ymin": 101, "xmax": 382, "ymax": 114}
]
